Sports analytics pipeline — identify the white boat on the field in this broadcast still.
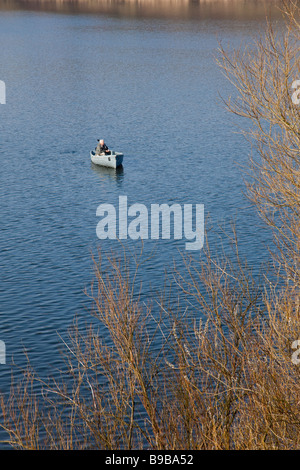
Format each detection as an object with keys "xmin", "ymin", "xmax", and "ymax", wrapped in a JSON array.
[{"xmin": 90, "ymin": 150, "xmax": 123, "ymax": 169}]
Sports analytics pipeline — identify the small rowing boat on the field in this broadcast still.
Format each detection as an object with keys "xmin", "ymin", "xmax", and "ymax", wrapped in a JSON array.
[{"xmin": 90, "ymin": 150, "xmax": 123, "ymax": 169}]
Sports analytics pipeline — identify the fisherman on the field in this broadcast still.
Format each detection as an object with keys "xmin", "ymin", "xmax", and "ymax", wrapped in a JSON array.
[{"xmin": 95, "ymin": 139, "xmax": 111, "ymax": 155}]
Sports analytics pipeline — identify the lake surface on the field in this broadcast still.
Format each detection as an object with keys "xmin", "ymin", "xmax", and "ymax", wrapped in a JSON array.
[{"xmin": 0, "ymin": 8, "xmax": 276, "ymax": 395}]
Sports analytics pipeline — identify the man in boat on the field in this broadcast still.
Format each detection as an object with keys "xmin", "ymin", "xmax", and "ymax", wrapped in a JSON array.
[{"xmin": 95, "ymin": 139, "xmax": 111, "ymax": 155}]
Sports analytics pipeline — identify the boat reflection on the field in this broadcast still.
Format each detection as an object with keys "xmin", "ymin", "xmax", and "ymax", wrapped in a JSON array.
[{"xmin": 91, "ymin": 162, "xmax": 124, "ymax": 186}]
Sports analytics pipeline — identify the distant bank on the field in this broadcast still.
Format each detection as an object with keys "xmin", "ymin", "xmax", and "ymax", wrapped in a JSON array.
[{"xmin": 0, "ymin": 0, "xmax": 287, "ymax": 20}]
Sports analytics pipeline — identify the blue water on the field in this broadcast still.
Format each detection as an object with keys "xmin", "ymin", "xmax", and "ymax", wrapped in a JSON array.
[{"xmin": 0, "ymin": 11, "xmax": 273, "ymax": 393}]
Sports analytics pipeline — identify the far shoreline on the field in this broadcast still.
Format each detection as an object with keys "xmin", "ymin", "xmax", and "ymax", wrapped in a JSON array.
[{"xmin": 0, "ymin": 0, "xmax": 287, "ymax": 20}]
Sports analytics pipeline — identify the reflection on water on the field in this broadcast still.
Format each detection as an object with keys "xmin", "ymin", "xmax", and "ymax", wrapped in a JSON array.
[
  {"xmin": 0, "ymin": 0, "xmax": 285, "ymax": 20},
  {"xmin": 91, "ymin": 162, "xmax": 124, "ymax": 185}
]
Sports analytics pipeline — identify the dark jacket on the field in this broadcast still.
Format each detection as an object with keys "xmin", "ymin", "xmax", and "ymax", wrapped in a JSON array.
[{"xmin": 101, "ymin": 143, "xmax": 109, "ymax": 153}]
